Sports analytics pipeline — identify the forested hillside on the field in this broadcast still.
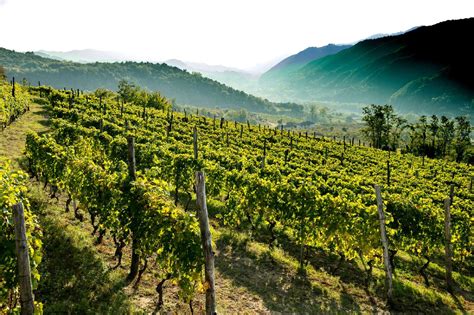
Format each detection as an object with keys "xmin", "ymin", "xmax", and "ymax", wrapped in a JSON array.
[
  {"xmin": 260, "ymin": 18, "xmax": 474, "ymax": 116},
  {"xmin": 0, "ymin": 48, "xmax": 303, "ymax": 115}
]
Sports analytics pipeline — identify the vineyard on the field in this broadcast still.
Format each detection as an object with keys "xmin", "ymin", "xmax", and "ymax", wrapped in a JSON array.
[
  {"xmin": 0, "ymin": 79, "xmax": 30, "ymax": 130},
  {"xmin": 1, "ymin": 84, "xmax": 473, "ymax": 313}
]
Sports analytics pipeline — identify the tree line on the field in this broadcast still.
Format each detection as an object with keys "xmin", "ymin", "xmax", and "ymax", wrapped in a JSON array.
[{"xmin": 362, "ymin": 104, "xmax": 472, "ymax": 163}]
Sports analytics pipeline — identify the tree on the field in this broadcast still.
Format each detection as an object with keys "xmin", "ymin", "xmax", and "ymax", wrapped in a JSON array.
[
  {"xmin": 408, "ymin": 115, "xmax": 429, "ymax": 156},
  {"xmin": 94, "ymin": 88, "xmax": 113, "ymax": 100},
  {"xmin": 118, "ymin": 80, "xmax": 139, "ymax": 103},
  {"xmin": 454, "ymin": 116, "xmax": 471, "ymax": 162},
  {"xmin": 147, "ymin": 91, "xmax": 171, "ymax": 111},
  {"xmin": 427, "ymin": 115, "xmax": 439, "ymax": 157},
  {"xmin": 362, "ymin": 104, "xmax": 397, "ymax": 149},
  {"xmin": 389, "ymin": 116, "xmax": 407, "ymax": 150},
  {"xmin": 439, "ymin": 116, "xmax": 455, "ymax": 157}
]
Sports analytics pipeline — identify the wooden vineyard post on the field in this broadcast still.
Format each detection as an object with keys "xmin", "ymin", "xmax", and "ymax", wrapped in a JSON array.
[
  {"xmin": 449, "ymin": 183, "xmax": 455, "ymax": 205},
  {"xmin": 12, "ymin": 77, "xmax": 16, "ymax": 98},
  {"xmin": 374, "ymin": 185, "xmax": 393, "ymax": 304},
  {"xmin": 193, "ymin": 126, "xmax": 198, "ymax": 160},
  {"xmin": 240, "ymin": 125, "xmax": 243, "ymax": 139},
  {"xmin": 13, "ymin": 203, "xmax": 35, "ymax": 315},
  {"xmin": 261, "ymin": 140, "xmax": 267, "ymax": 169},
  {"xmin": 444, "ymin": 198, "xmax": 453, "ymax": 293},
  {"xmin": 387, "ymin": 161, "xmax": 391, "ymax": 186},
  {"xmin": 126, "ymin": 136, "xmax": 139, "ymax": 282},
  {"xmin": 127, "ymin": 137, "xmax": 136, "ymax": 180},
  {"xmin": 195, "ymin": 172, "xmax": 217, "ymax": 315},
  {"xmin": 167, "ymin": 113, "xmax": 173, "ymax": 137}
]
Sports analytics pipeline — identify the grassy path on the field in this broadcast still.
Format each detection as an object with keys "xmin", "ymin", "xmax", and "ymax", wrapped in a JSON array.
[{"xmin": 0, "ymin": 102, "xmax": 49, "ymax": 165}]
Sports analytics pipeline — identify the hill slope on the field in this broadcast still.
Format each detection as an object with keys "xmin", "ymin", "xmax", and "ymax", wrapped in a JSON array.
[
  {"xmin": 261, "ymin": 44, "xmax": 351, "ymax": 81},
  {"xmin": 260, "ymin": 18, "xmax": 474, "ymax": 115},
  {"xmin": 0, "ymin": 48, "xmax": 302, "ymax": 114}
]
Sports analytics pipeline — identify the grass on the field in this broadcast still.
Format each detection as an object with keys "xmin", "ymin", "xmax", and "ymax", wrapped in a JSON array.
[
  {"xmin": 1, "ymin": 99, "xmax": 472, "ymax": 314},
  {"xmin": 0, "ymin": 102, "xmax": 49, "ymax": 167},
  {"xmin": 28, "ymin": 185, "xmax": 134, "ymax": 314}
]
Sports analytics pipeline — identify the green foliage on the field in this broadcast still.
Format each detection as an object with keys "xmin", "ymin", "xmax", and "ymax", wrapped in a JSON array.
[
  {"xmin": 407, "ymin": 114, "xmax": 471, "ymax": 162},
  {"xmin": 0, "ymin": 159, "xmax": 43, "ymax": 313},
  {"xmin": 22, "ymin": 86, "xmax": 473, "ymax": 308},
  {"xmin": 362, "ymin": 104, "xmax": 406, "ymax": 149},
  {"xmin": 117, "ymin": 80, "xmax": 138, "ymax": 103},
  {"xmin": 0, "ymin": 81, "xmax": 30, "ymax": 128},
  {"xmin": 24, "ymin": 89, "xmax": 205, "ymax": 303}
]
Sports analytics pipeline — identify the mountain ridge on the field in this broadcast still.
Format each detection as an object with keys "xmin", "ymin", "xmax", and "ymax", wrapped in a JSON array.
[
  {"xmin": 260, "ymin": 18, "xmax": 474, "ymax": 115},
  {"xmin": 261, "ymin": 44, "xmax": 352, "ymax": 82}
]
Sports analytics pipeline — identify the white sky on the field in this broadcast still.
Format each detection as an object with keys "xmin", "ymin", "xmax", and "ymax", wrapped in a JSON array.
[{"xmin": 0, "ymin": 0, "xmax": 473, "ymax": 70}]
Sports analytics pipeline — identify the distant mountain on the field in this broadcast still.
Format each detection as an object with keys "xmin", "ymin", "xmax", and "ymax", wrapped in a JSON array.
[
  {"xmin": 0, "ymin": 48, "xmax": 303, "ymax": 115},
  {"xmin": 34, "ymin": 49, "xmax": 132, "ymax": 63},
  {"xmin": 164, "ymin": 59, "xmax": 261, "ymax": 95},
  {"xmin": 34, "ymin": 51, "xmax": 66, "ymax": 61},
  {"xmin": 363, "ymin": 26, "xmax": 420, "ymax": 41},
  {"xmin": 260, "ymin": 18, "xmax": 474, "ymax": 115},
  {"xmin": 164, "ymin": 59, "xmax": 189, "ymax": 70},
  {"xmin": 261, "ymin": 44, "xmax": 352, "ymax": 81},
  {"xmin": 165, "ymin": 59, "xmax": 243, "ymax": 74}
]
